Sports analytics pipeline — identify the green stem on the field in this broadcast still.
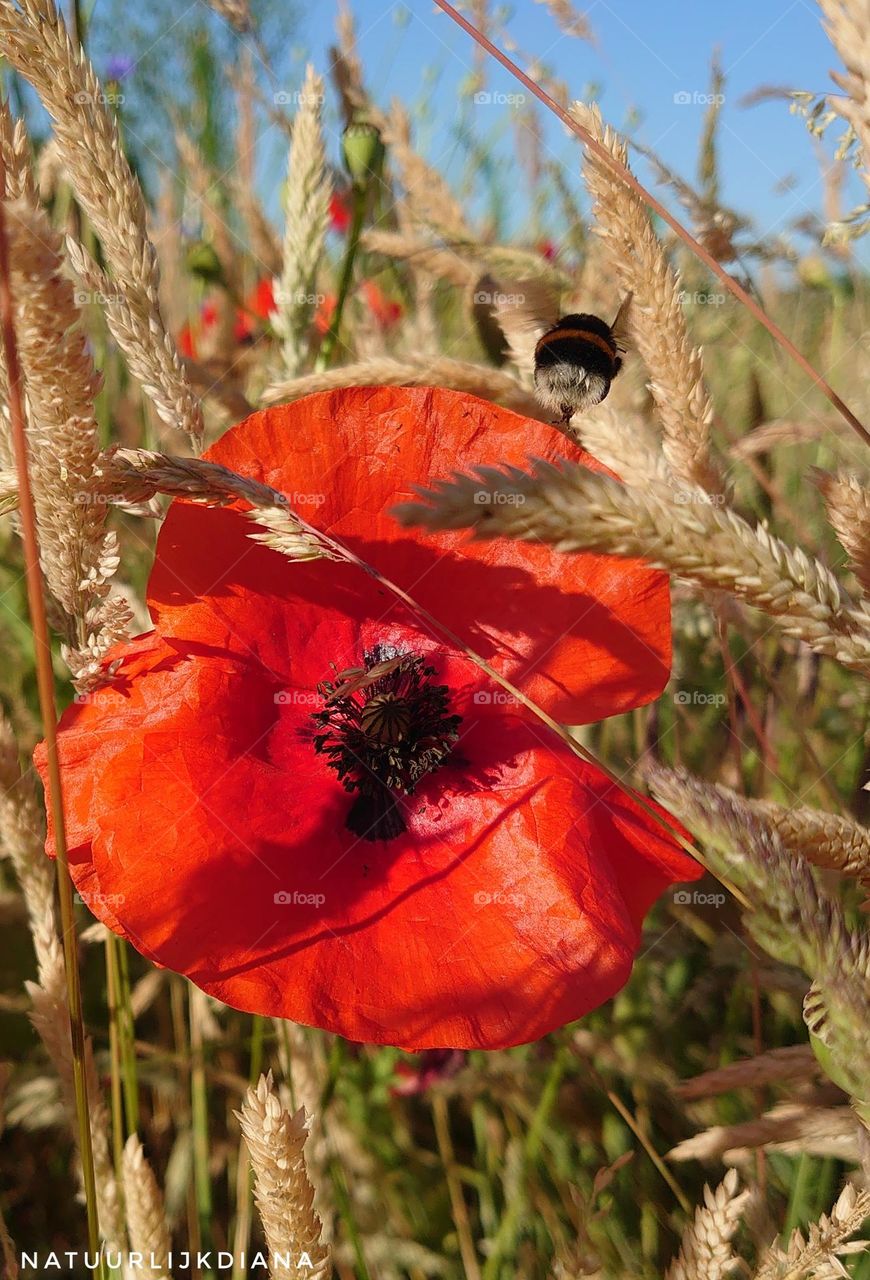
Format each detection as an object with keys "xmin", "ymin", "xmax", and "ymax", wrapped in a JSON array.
[
  {"xmin": 231, "ymin": 1016, "xmax": 265, "ymax": 1280},
  {"xmin": 432, "ymin": 1094, "xmax": 482, "ymax": 1280},
  {"xmin": 316, "ymin": 187, "xmax": 366, "ymax": 369},
  {"xmin": 318, "ymin": 1035, "xmax": 344, "ymax": 1113},
  {"xmin": 104, "ymin": 935, "xmax": 125, "ymax": 1184},
  {"xmin": 117, "ymin": 941, "xmax": 139, "ymax": 1133},
  {"xmin": 249, "ymin": 1014, "xmax": 265, "ymax": 1086},
  {"xmin": 783, "ymin": 1151, "xmax": 815, "ymax": 1240},
  {"xmin": 189, "ymin": 986, "xmax": 213, "ymax": 1252},
  {"xmin": 328, "ymin": 1157, "xmax": 371, "ymax": 1280},
  {"xmin": 481, "ymin": 1047, "xmax": 569, "ymax": 1280}
]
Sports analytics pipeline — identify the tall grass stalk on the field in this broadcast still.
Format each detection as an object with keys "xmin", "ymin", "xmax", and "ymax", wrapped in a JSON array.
[
  {"xmin": 104, "ymin": 934, "xmax": 125, "ymax": 1186},
  {"xmin": 0, "ymin": 156, "xmax": 102, "ymax": 1270},
  {"xmin": 481, "ymin": 1046, "xmax": 570, "ymax": 1280},
  {"xmin": 189, "ymin": 985, "xmax": 214, "ymax": 1253},
  {"xmin": 117, "ymin": 941, "xmax": 140, "ymax": 1134},
  {"xmin": 431, "ymin": 1095, "xmax": 483, "ymax": 1280}
]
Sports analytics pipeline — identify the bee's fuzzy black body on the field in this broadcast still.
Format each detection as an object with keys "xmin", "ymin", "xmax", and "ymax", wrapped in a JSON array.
[{"xmin": 533, "ymin": 311, "xmax": 623, "ymax": 425}]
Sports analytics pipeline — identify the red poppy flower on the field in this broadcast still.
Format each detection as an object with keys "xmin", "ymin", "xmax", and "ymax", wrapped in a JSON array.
[
  {"xmin": 329, "ymin": 190, "xmax": 352, "ymax": 235},
  {"xmin": 248, "ymin": 276, "xmax": 276, "ymax": 320},
  {"xmin": 179, "ymin": 279, "xmax": 276, "ymax": 356},
  {"xmin": 314, "ymin": 293, "xmax": 337, "ymax": 336},
  {"xmin": 36, "ymin": 388, "xmax": 701, "ymax": 1049},
  {"xmin": 537, "ymin": 238, "xmax": 558, "ymax": 262},
  {"xmin": 392, "ymin": 1049, "xmax": 466, "ymax": 1096},
  {"xmin": 361, "ymin": 279, "xmax": 403, "ymax": 329},
  {"xmin": 178, "ymin": 322, "xmax": 197, "ymax": 359}
]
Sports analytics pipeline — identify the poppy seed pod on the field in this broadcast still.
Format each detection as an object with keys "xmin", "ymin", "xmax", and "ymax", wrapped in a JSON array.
[{"xmin": 342, "ymin": 118, "xmax": 385, "ymax": 189}]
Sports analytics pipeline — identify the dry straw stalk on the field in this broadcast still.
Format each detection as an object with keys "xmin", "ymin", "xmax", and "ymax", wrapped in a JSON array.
[
  {"xmin": 818, "ymin": 0, "xmax": 870, "ymax": 197},
  {"xmin": 237, "ymin": 1072, "xmax": 331, "ymax": 1279},
  {"xmin": 273, "ymin": 65, "xmax": 332, "ymax": 377},
  {"xmin": 814, "ymin": 468, "xmax": 870, "ymax": 595},
  {"xmin": 571, "ymin": 101, "xmax": 723, "ymax": 496},
  {"xmin": 754, "ymin": 1182, "xmax": 870, "ymax": 1278},
  {"xmin": 0, "ymin": 192, "xmax": 131, "ymax": 687},
  {"xmin": 647, "ymin": 764, "xmax": 870, "ymax": 1104},
  {"xmin": 0, "ymin": 153, "xmax": 106, "ymax": 1260},
  {"xmin": 261, "ymin": 356, "xmax": 543, "ymax": 416},
  {"xmin": 0, "ymin": 0, "xmax": 204, "ymax": 444},
  {"xmin": 122, "ymin": 1135, "xmax": 173, "ymax": 1278},
  {"xmin": 397, "ymin": 461, "xmax": 870, "ymax": 675},
  {"xmin": 665, "ymin": 1169, "xmax": 749, "ymax": 1280}
]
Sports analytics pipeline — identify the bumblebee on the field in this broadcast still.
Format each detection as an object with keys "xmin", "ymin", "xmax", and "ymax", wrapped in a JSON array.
[{"xmin": 494, "ymin": 282, "xmax": 632, "ymax": 427}]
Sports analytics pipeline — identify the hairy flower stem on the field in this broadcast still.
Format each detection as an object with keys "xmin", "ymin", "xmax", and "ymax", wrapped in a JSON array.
[
  {"xmin": 431, "ymin": 0, "xmax": 870, "ymax": 448},
  {"xmin": 316, "ymin": 185, "xmax": 366, "ymax": 369},
  {"xmin": 0, "ymin": 161, "xmax": 102, "ymax": 1268}
]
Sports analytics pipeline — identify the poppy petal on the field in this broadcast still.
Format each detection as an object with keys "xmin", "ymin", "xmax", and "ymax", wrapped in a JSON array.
[
  {"xmin": 148, "ymin": 387, "xmax": 671, "ymax": 724},
  {"xmin": 37, "ymin": 621, "xmax": 702, "ymax": 1050}
]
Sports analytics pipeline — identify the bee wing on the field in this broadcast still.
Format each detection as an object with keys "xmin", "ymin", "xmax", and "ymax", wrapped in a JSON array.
[
  {"xmin": 492, "ymin": 279, "xmax": 561, "ymax": 371},
  {"xmin": 494, "ymin": 279, "xmax": 562, "ymax": 333},
  {"xmin": 610, "ymin": 292, "xmax": 633, "ymax": 351}
]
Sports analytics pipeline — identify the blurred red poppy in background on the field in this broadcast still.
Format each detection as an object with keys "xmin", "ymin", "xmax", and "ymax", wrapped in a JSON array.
[
  {"xmin": 360, "ymin": 279, "xmax": 403, "ymax": 329},
  {"xmin": 314, "ymin": 292, "xmax": 338, "ymax": 336},
  {"xmin": 392, "ymin": 1049, "xmax": 467, "ymax": 1096},
  {"xmin": 179, "ymin": 277, "xmax": 276, "ymax": 358},
  {"xmin": 329, "ymin": 190, "xmax": 353, "ymax": 234},
  {"xmin": 36, "ymin": 388, "xmax": 701, "ymax": 1049}
]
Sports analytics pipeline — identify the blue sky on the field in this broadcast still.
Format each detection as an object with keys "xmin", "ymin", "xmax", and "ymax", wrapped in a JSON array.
[{"xmin": 284, "ymin": 0, "xmax": 862, "ymax": 256}]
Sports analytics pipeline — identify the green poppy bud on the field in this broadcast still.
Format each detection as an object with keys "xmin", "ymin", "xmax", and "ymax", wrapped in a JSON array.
[
  {"xmin": 342, "ymin": 119, "xmax": 385, "ymax": 189},
  {"xmin": 186, "ymin": 240, "xmax": 225, "ymax": 285}
]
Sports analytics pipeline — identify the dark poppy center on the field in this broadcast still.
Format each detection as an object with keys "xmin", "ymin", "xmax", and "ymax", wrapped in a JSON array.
[{"xmin": 311, "ymin": 645, "xmax": 462, "ymax": 842}]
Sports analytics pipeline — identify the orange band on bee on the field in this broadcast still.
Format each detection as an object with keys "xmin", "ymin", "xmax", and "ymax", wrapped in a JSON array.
[{"xmin": 535, "ymin": 328, "xmax": 616, "ymax": 361}]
